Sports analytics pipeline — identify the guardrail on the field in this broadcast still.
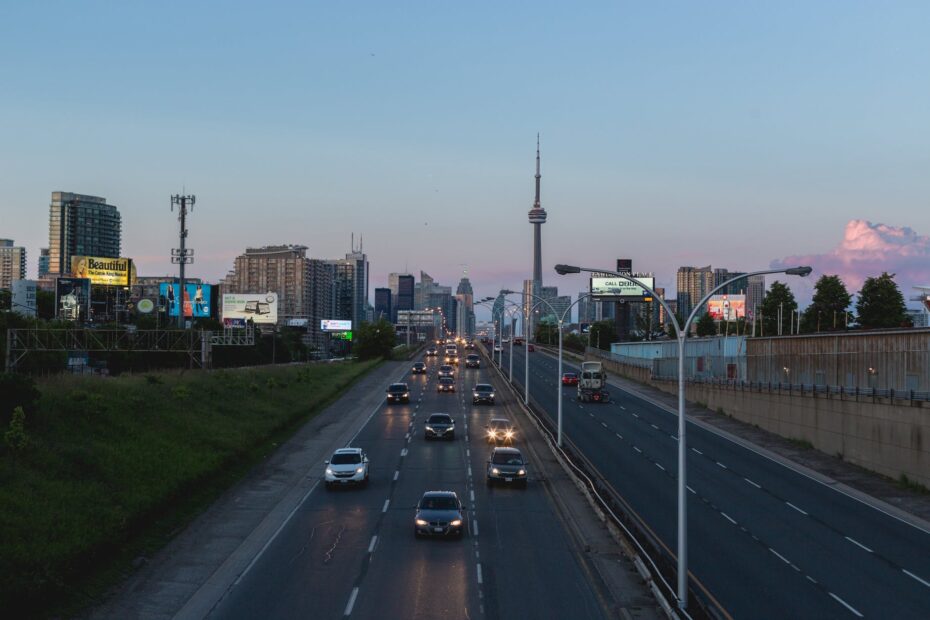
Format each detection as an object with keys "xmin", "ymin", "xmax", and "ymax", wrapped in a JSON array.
[{"xmin": 478, "ymin": 344, "xmax": 718, "ymax": 620}]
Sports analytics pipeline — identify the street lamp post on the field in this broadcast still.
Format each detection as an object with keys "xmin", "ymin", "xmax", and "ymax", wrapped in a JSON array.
[{"xmin": 555, "ymin": 263, "xmax": 811, "ymax": 611}]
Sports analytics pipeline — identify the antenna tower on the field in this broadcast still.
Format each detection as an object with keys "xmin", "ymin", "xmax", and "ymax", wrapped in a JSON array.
[{"xmin": 171, "ymin": 193, "xmax": 196, "ymax": 328}]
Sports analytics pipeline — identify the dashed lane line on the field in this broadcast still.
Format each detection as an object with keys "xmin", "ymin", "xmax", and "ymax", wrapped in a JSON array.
[
  {"xmin": 633, "ymin": 446, "xmax": 642, "ymax": 454},
  {"xmin": 381, "ymin": 499, "xmax": 390, "ymax": 513},
  {"xmin": 393, "ymin": 470, "xmax": 399, "ymax": 481},
  {"xmin": 716, "ymin": 461, "xmax": 728, "ymax": 469},
  {"xmin": 721, "ymin": 512, "xmax": 737, "ymax": 525},
  {"xmin": 473, "ymin": 519, "xmax": 479, "ymax": 536},
  {"xmin": 343, "ymin": 586, "xmax": 359, "ymax": 616},
  {"xmin": 828, "ymin": 592, "xmax": 864, "ymax": 618},
  {"xmin": 655, "ymin": 463, "xmax": 665, "ymax": 472},
  {"xmin": 844, "ymin": 536, "xmax": 874, "ymax": 553},
  {"xmin": 786, "ymin": 502, "xmax": 808, "ymax": 516},
  {"xmin": 744, "ymin": 478, "xmax": 762, "ymax": 489},
  {"xmin": 400, "ymin": 448, "xmax": 407, "ymax": 457},
  {"xmin": 477, "ymin": 563, "xmax": 483, "ymax": 584},
  {"xmin": 368, "ymin": 535, "xmax": 378, "ymax": 553},
  {"xmin": 691, "ymin": 447, "xmax": 703, "ymax": 455},
  {"xmin": 903, "ymin": 568, "xmax": 930, "ymax": 589}
]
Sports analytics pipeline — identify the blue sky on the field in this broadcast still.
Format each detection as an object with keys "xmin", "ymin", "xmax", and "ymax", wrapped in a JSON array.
[{"xmin": 2, "ymin": 1, "xmax": 928, "ymax": 317}]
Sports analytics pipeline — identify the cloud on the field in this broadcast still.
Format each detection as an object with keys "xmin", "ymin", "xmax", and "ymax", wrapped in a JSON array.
[{"xmin": 772, "ymin": 220, "xmax": 930, "ymax": 305}]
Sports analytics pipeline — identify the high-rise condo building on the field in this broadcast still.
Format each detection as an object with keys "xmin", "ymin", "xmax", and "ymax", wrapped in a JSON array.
[
  {"xmin": 0, "ymin": 239, "xmax": 27, "ymax": 289},
  {"xmin": 47, "ymin": 192, "xmax": 121, "ymax": 277},
  {"xmin": 676, "ymin": 265, "xmax": 714, "ymax": 318}
]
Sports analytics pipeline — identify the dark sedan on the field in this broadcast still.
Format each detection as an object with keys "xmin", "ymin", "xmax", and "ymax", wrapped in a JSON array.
[
  {"xmin": 414, "ymin": 491, "xmax": 466, "ymax": 538},
  {"xmin": 486, "ymin": 447, "xmax": 527, "ymax": 487},
  {"xmin": 472, "ymin": 384, "xmax": 495, "ymax": 405},
  {"xmin": 437, "ymin": 376, "xmax": 456, "ymax": 393},
  {"xmin": 386, "ymin": 383, "xmax": 410, "ymax": 403},
  {"xmin": 424, "ymin": 413, "xmax": 455, "ymax": 440},
  {"xmin": 411, "ymin": 362, "xmax": 426, "ymax": 374}
]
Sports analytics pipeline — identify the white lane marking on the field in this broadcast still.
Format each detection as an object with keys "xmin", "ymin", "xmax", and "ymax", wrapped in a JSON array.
[
  {"xmin": 382, "ymin": 499, "xmax": 390, "ymax": 513},
  {"xmin": 744, "ymin": 477, "xmax": 761, "ymax": 489},
  {"xmin": 344, "ymin": 586, "xmax": 359, "ymax": 616},
  {"xmin": 903, "ymin": 568, "xmax": 930, "ymax": 589},
  {"xmin": 393, "ymin": 470, "xmax": 399, "ymax": 481},
  {"xmin": 828, "ymin": 592, "xmax": 863, "ymax": 617},
  {"xmin": 769, "ymin": 548, "xmax": 791, "ymax": 565},
  {"xmin": 786, "ymin": 501, "xmax": 808, "ymax": 516},
  {"xmin": 844, "ymin": 536, "xmax": 873, "ymax": 553},
  {"xmin": 468, "ymin": 466, "xmax": 472, "ymax": 478},
  {"xmin": 655, "ymin": 463, "xmax": 665, "ymax": 472},
  {"xmin": 650, "ymin": 423, "xmax": 659, "ymax": 430},
  {"xmin": 620, "ymin": 406, "xmax": 626, "ymax": 410},
  {"xmin": 633, "ymin": 446, "xmax": 642, "ymax": 453},
  {"xmin": 470, "ymin": 490, "xmax": 475, "ymax": 503},
  {"xmin": 476, "ymin": 563, "xmax": 484, "ymax": 584},
  {"xmin": 670, "ymin": 435, "xmax": 678, "ymax": 441},
  {"xmin": 404, "ymin": 432, "xmax": 410, "ymax": 440},
  {"xmin": 806, "ymin": 575, "xmax": 818, "ymax": 584},
  {"xmin": 368, "ymin": 535, "xmax": 378, "ymax": 553},
  {"xmin": 400, "ymin": 448, "xmax": 407, "ymax": 457},
  {"xmin": 473, "ymin": 519, "xmax": 479, "ymax": 536},
  {"xmin": 616, "ymin": 432, "xmax": 623, "ymax": 440},
  {"xmin": 716, "ymin": 461, "xmax": 727, "ymax": 469},
  {"xmin": 601, "ymin": 421, "xmax": 608, "ymax": 428},
  {"xmin": 691, "ymin": 447, "xmax": 703, "ymax": 455},
  {"xmin": 466, "ymin": 449, "xmax": 470, "ymax": 457},
  {"xmin": 721, "ymin": 512, "xmax": 737, "ymax": 525},
  {"xmin": 588, "ymin": 412, "xmax": 594, "ymax": 417},
  {"xmin": 687, "ymin": 486, "xmax": 696, "ymax": 494},
  {"xmin": 632, "ymin": 413, "xmax": 639, "ymax": 418}
]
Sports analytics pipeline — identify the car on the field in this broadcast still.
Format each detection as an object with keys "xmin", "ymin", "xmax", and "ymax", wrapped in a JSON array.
[
  {"xmin": 386, "ymin": 383, "xmax": 411, "ymax": 403},
  {"xmin": 444, "ymin": 353, "xmax": 459, "ymax": 365},
  {"xmin": 501, "ymin": 338, "xmax": 510, "ymax": 343},
  {"xmin": 486, "ymin": 447, "xmax": 527, "ymax": 487},
  {"xmin": 465, "ymin": 354, "xmax": 480, "ymax": 368},
  {"xmin": 513, "ymin": 337, "xmax": 525, "ymax": 346},
  {"xmin": 561, "ymin": 372, "xmax": 579, "ymax": 386},
  {"xmin": 424, "ymin": 413, "xmax": 455, "ymax": 440},
  {"xmin": 414, "ymin": 491, "xmax": 466, "ymax": 538},
  {"xmin": 324, "ymin": 448, "xmax": 369, "ymax": 489},
  {"xmin": 426, "ymin": 347, "xmax": 438, "ymax": 356},
  {"xmin": 465, "ymin": 342, "xmax": 476, "ymax": 350},
  {"xmin": 438, "ymin": 364, "xmax": 454, "ymax": 378},
  {"xmin": 485, "ymin": 417, "xmax": 515, "ymax": 444},
  {"xmin": 527, "ymin": 344, "xmax": 535, "ymax": 352},
  {"xmin": 493, "ymin": 345, "xmax": 503, "ymax": 352},
  {"xmin": 411, "ymin": 362, "xmax": 426, "ymax": 374},
  {"xmin": 472, "ymin": 384, "xmax": 495, "ymax": 405},
  {"xmin": 437, "ymin": 376, "xmax": 456, "ymax": 393}
]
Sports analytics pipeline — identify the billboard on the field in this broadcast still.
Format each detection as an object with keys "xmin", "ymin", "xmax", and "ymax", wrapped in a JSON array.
[
  {"xmin": 707, "ymin": 294, "xmax": 746, "ymax": 321},
  {"xmin": 71, "ymin": 256, "xmax": 137, "ymax": 286},
  {"xmin": 590, "ymin": 276, "xmax": 655, "ymax": 299},
  {"xmin": 56, "ymin": 277, "xmax": 91, "ymax": 321},
  {"xmin": 159, "ymin": 283, "xmax": 212, "ymax": 318},
  {"xmin": 321, "ymin": 319, "xmax": 352, "ymax": 332},
  {"xmin": 222, "ymin": 292, "xmax": 278, "ymax": 324}
]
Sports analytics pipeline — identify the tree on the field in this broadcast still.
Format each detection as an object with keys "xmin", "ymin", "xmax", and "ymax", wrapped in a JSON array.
[
  {"xmin": 758, "ymin": 281, "xmax": 798, "ymax": 336},
  {"xmin": 588, "ymin": 320, "xmax": 616, "ymax": 350},
  {"xmin": 856, "ymin": 272, "xmax": 909, "ymax": 329},
  {"xmin": 800, "ymin": 275, "xmax": 852, "ymax": 333},
  {"xmin": 695, "ymin": 313, "xmax": 717, "ymax": 337},
  {"xmin": 666, "ymin": 312, "xmax": 685, "ymax": 339},
  {"xmin": 36, "ymin": 290, "xmax": 55, "ymax": 320},
  {"xmin": 354, "ymin": 319, "xmax": 396, "ymax": 360}
]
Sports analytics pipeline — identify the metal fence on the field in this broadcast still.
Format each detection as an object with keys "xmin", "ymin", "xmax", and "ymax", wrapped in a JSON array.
[{"xmin": 649, "ymin": 375, "xmax": 930, "ymax": 403}]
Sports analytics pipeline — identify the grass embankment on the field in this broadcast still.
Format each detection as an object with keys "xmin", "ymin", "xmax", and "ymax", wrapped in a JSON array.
[{"xmin": 0, "ymin": 360, "xmax": 380, "ymax": 616}]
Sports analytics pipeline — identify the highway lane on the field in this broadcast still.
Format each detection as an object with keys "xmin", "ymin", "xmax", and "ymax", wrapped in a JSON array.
[
  {"xmin": 211, "ymin": 349, "xmax": 607, "ymax": 620},
  {"xmin": 500, "ymin": 345, "xmax": 930, "ymax": 619}
]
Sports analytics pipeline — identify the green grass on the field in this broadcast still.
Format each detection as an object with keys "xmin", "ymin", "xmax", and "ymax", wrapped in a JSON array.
[
  {"xmin": 898, "ymin": 474, "xmax": 930, "ymax": 495},
  {"xmin": 786, "ymin": 437, "xmax": 815, "ymax": 450},
  {"xmin": 0, "ymin": 359, "xmax": 380, "ymax": 616}
]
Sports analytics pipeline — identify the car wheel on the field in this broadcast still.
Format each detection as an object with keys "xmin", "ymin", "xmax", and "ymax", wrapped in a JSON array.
[{"xmin": 448, "ymin": 432, "xmax": 455, "ymax": 440}]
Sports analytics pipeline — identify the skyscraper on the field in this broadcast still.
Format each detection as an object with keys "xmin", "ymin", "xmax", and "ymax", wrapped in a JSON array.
[
  {"xmin": 455, "ymin": 274, "xmax": 475, "ymax": 338},
  {"xmin": 37, "ymin": 248, "xmax": 49, "ymax": 278},
  {"xmin": 676, "ymin": 265, "xmax": 714, "ymax": 318},
  {"xmin": 327, "ymin": 238, "xmax": 369, "ymax": 329},
  {"xmin": 0, "ymin": 239, "xmax": 27, "ymax": 289},
  {"xmin": 527, "ymin": 136, "xmax": 546, "ymax": 340},
  {"xmin": 47, "ymin": 192, "xmax": 121, "ymax": 277},
  {"xmin": 374, "ymin": 287, "xmax": 392, "ymax": 322}
]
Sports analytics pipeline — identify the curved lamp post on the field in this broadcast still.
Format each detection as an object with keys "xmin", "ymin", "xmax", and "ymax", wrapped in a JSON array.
[{"xmin": 554, "ymin": 263, "xmax": 811, "ymax": 611}]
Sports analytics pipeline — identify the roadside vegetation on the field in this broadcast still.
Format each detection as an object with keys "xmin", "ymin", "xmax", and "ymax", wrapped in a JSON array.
[{"xmin": 0, "ymin": 359, "xmax": 379, "ymax": 616}]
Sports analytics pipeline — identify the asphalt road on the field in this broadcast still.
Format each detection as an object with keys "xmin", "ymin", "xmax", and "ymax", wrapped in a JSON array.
[
  {"xmin": 498, "ymin": 344, "xmax": 930, "ymax": 619},
  {"xmin": 209, "ymin": 351, "xmax": 608, "ymax": 620}
]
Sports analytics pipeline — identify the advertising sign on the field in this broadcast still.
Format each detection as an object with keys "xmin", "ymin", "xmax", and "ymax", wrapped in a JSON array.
[
  {"xmin": 159, "ymin": 283, "xmax": 212, "ymax": 318},
  {"xmin": 137, "ymin": 298, "xmax": 155, "ymax": 314},
  {"xmin": 707, "ymin": 294, "xmax": 746, "ymax": 321},
  {"xmin": 321, "ymin": 319, "xmax": 353, "ymax": 332},
  {"xmin": 222, "ymin": 292, "xmax": 278, "ymax": 324},
  {"xmin": 590, "ymin": 276, "xmax": 655, "ymax": 299},
  {"xmin": 224, "ymin": 317, "xmax": 247, "ymax": 329},
  {"xmin": 286, "ymin": 318, "xmax": 309, "ymax": 327},
  {"xmin": 71, "ymin": 256, "xmax": 137, "ymax": 286},
  {"xmin": 56, "ymin": 277, "xmax": 91, "ymax": 321}
]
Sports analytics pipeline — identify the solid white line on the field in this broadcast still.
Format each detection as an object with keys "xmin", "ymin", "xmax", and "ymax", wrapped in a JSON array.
[
  {"xmin": 655, "ymin": 463, "xmax": 665, "ymax": 472},
  {"xmin": 769, "ymin": 548, "xmax": 791, "ymax": 565},
  {"xmin": 344, "ymin": 586, "xmax": 359, "ymax": 616},
  {"xmin": 721, "ymin": 512, "xmax": 737, "ymax": 525},
  {"xmin": 393, "ymin": 470, "xmax": 399, "ymax": 481},
  {"xmin": 845, "ymin": 536, "xmax": 873, "ymax": 553},
  {"xmin": 744, "ymin": 477, "xmax": 761, "ymax": 489},
  {"xmin": 473, "ymin": 519, "xmax": 479, "ymax": 536},
  {"xmin": 828, "ymin": 592, "xmax": 863, "ymax": 617},
  {"xmin": 903, "ymin": 568, "xmax": 930, "ymax": 589},
  {"xmin": 382, "ymin": 499, "xmax": 390, "ymax": 513},
  {"xmin": 470, "ymin": 490, "xmax": 475, "ymax": 503},
  {"xmin": 691, "ymin": 447, "xmax": 703, "ymax": 455},
  {"xmin": 786, "ymin": 501, "xmax": 808, "ymax": 516},
  {"xmin": 633, "ymin": 446, "xmax": 642, "ymax": 453},
  {"xmin": 716, "ymin": 461, "xmax": 727, "ymax": 469},
  {"xmin": 476, "ymin": 563, "xmax": 483, "ymax": 584},
  {"xmin": 368, "ymin": 535, "xmax": 378, "ymax": 553}
]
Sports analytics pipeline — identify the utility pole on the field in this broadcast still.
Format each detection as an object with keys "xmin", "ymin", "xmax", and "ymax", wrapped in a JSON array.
[{"xmin": 171, "ymin": 194, "xmax": 196, "ymax": 329}]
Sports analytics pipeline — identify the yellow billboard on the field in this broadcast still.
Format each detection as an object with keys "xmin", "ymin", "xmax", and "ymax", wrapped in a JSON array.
[{"xmin": 71, "ymin": 256, "xmax": 137, "ymax": 286}]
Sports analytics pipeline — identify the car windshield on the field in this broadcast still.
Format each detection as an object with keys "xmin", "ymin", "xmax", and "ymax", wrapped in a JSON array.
[
  {"xmin": 331, "ymin": 453, "xmax": 361, "ymax": 465},
  {"xmin": 564, "ymin": 373, "xmax": 576, "ymax": 378},
  {"xmin": 439, "ymin": 377, "xmax": 454, "ymax": 384},
  {"xmin": 476, "ymin": 385, "xmax": 493, "ymax": 392},
  {"xmin": 428, "ymin": 414, "xmax": 451, "ymax": 424},
  {"xmin": 414, "ymin": 363, "xmax": 424, "ymax": 368},
  {"xmin": 440, "ymin": 366, "xmax": 452, "ymax": 372},
  {"xmin": 420, "ymin": 496, "xmax": 457, "ymax": 510},
  {"xmin": 488, "ymin": 419, "xmax": 510, "ymax": 430},
  {"xmin": 492, "ymin": 452, "xmax": 523, "ymax": 465},
  {"xmin": 389, "ymin": 384, "xmax": 407, "ymax": 391}
]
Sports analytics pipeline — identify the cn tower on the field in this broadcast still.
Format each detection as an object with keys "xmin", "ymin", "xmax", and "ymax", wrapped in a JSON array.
[{"xmin": 526, "ymin": 135, "xmax": 546, "ymax": 338}]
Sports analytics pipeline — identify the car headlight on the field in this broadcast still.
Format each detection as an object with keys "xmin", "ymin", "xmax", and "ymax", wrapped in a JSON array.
[
  {"xmin": 356, "ymin": 466, "xmax": 365, "ymax": 473},
  {"xmin": 404, "ymin": 393, "xmax": 409, "ymax": 397},
  {"xmin": 473, "ymin": 392, "xmax": 479, "ymax": 397},
  {"xmin": 325, "ymin": 467, "xmax": 334, "ymax": 475},
  {"xmin": 416, "ymin": 519, "xmax": 428, "ymax": 526},
  {"xmin": 487, "ymin": 430, "xmax": 496, "ymax": 437},
  {"xmin": 451, "ymin": 519, "xmax": 462, "ymax": 527},
  {"xmin": 491, "ymin": 467, "xmax": 500, "ymax": 474},
  {"xmin": 518, "ymin": 469, "xmax": 526, "ymax": 476},
  {"xmin": 505, "ymin": 430, "xmax": 514, "ymax": 438},
  {"xmin": 489, "ymin": 393, "xmax": 495, "ymax": 398},
  {"xmin": 426, "ymin": 426, "xmax": 434, "ymax": 432}
]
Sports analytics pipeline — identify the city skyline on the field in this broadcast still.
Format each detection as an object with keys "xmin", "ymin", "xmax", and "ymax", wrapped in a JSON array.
[{"xmin": 2, "ymin": 3, "xmax": 929, "ymax": 311}]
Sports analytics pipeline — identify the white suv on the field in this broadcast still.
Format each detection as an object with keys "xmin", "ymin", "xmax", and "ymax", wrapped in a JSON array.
[{"xmin": 324, "ymin": 448, "xmax": 370, "ymax": 489}]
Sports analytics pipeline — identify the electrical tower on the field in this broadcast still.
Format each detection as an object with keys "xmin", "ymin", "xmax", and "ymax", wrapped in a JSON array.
[{"xmin": 171, "ymin": 194, "xmax": 196, "ymax": 328}]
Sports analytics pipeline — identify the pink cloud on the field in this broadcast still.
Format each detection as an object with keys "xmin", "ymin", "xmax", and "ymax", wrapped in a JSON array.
[{"xmin": 772, "ymin": 220, "xmax": 930, "ymax": 305}]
